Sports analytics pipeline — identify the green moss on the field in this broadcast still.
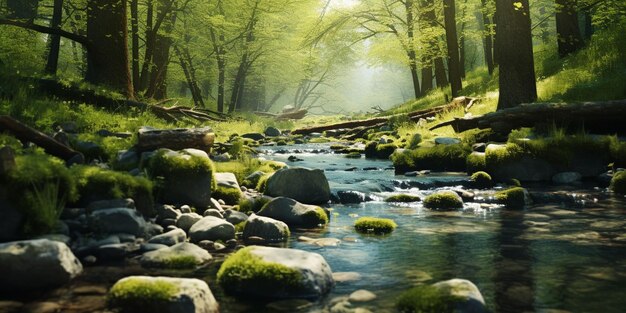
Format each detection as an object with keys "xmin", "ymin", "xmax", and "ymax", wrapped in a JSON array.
[
  {"xmin": 396, "ymin": 285, "xmax": 463, "ymax": 313},
  {"xmin": 309, "ymin": 137, "xmax": 331, "ymax": 143},
  {"xmin": 301, "ymin": 207, "xmax": 329, "ymax": 227},
  {"xmin": 238, "ymin": 197, "xmax": 270, "ymax": 213},
  {"xmin": 108, "ymin": 278, "xmax": 179, "ymax": 312},
  {"xmin": 148, "ymin": 149, "xmax": 215, "ymax": 180},
  {"xmin": 256, "ymin": 173, "xmax": 273, "ymax": 192},
  {"xmin": 423, "ymin": 191, "xmax": 463, "ymax": 210},
  {"xmin": 217, "ymin": 247, "xmax": 303, "ymax": 295},
  {"xmin": 470, "ymin": 171, "xmax": 492, "ymax": 189},
  {"xmin": 407, "ymin": 133, "xmax": 422, "ymax": 149},
  {"xmin": 161, "ymin": 255, "xmax": 201, "ymax": 269},
  {"xmin": 345, "ymin": 151, "xmax": 362, "ymax": 159},
  {"xmin": 354, "ymin": 217, "xmax": 397, "ymax": 234},
  {"xmin": 375, "ymin": 143, "xmax": 398, "ymax": 159},
  {"xmin": 212, "ymin": 186, "xmax": 242, "ymax": 205},
  {"xmin": 508, "ymin": 178, "xmax": 522, "ymax": 187},
  {"xmin": 385, "ymin": 194, "xmax": 421, "ymax": 203},
  {"xmin": 234, "ymin": 221, "xmax": 247, "ymax": 233},
  {"xmin": 495, "ymin": 187, "xmax": 528, "ymax": 210},
  {"xmin": 466, "ymin": 152, "xmax": 487, "ymax": 174},
  {"xmin": 391, "ymin": 144, "xmax": 471, "ymax": 174},
  {"xmin": 610, "ymin": 171, "xmax": 626, "ymax": 195}
]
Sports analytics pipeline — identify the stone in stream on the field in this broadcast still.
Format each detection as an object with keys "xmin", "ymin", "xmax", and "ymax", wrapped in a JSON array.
[
  {"xmin": 432, "ymin": 279, "xmax": 486, "ymax": 313},
  {"xmin": 188, "ymin": 216, "xmax": 235, "ymax": 243},
  {"xmin": 175, "ymin": 212, "xmax": 203, "ymax": 232},
  {"xmin": 264, "ymin": 167, "xmax": 331, "ymax": 204},
  {"xmin": 147, "ymin": 228, "xmax": 187, "ymax": 246},
  {"xmin": 140, "ymin": 242, "xmax": 212, "ymax": 269},
  {"xmin": 0, "ymin": 239, "xmax": 83, "ymax": 291},
  {"xmin": 258, "ymin": 197, "xmax": 329, "ymax": 228},
  {"xmin": 89, "ymin": 208, "xmax": 148, "ymax": 236},
  {"xmin": 218, "ymin": 246, "xmax": 334, "ymax": 299},
  {"xmin": 108, "ymin": 276, "xmax": 219, "ymax": 313},
  {"xmin": 242, "ymin": 214, "xmax": 290, "ymax": 243},
  {"xmin": 336, "ymin": 191, "xmax": 372, "ymax": 204},
  {"xmin": 215, "ymin": 172, "xmax": 241, "ymax": 190},
  {"xmin": 349, "ymin": 289, "xmax": 377, "ymax": 303}
]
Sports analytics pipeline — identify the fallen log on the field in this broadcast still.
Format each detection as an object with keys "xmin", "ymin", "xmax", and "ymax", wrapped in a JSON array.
[
  {"xmin": 0, "ymin": 115, "xmax": 84, "ymax": 164},
  {"xmin": 292, "ymin": 96, "xmax": 476, "ymax": 136},
  {"xmin": 430, "ymin": 99, "xmax": 626, "ymax": 134},
  {"xmin": 254, "ymin": 109, "xmax": 308, "ymax": 120},
  {"xmin": 137, "ymin": 126, "xmax": 215, "ymax": 152}
]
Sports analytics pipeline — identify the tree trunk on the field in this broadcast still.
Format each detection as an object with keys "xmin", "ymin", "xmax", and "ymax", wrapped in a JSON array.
[
  {"xmin": 86, "ymin": 0, "xmax": 134, "ymax": 98},
  {"xmin": 138, "ymin": 0, "xmax": 154, "ymax": 91},
  {"xmin": 459, "ymin": 35, "xmax": 466, "ymax": 79},
  {"xmin": 145, "ymin": 0, "xmax": 177, "ymax": 99},
  {"xmin": 555, "ymin": 0, "xmax": 584, "ymax": 57},
  {"xmin": 583, "ymin": 10, "xmax": 593, "ymax": 40},
  {"xmin": 130, "ymin": 0, "xmax": 140, "ymax": 91},
  {"xmin": 478, "ymin": 0, "xmax": 494, "ymax": 74},
  {"xmin": 434, "ymin": 56, "xmax": 448, "ymax": 88},
  {"xmin": 405, "ymin": 0, "xmax": 421, "ymax": 98},
  {"xmin": 216, "ymin": 54, "xmax": 226, "ymax": 113},
  {"xmin": 421, "ymin": 63, "xmax": 434, "ymax": 94},
  {"xmin": 443, "ymin": 0, "xmax": 462, "ymax": 97},
  {"xmin": 44, "ymin": 0, "xmax": 63, "ymax": 75},
  {"xmin": 495, "ymin": 0, "xmax": 536, "ymax": 110}
]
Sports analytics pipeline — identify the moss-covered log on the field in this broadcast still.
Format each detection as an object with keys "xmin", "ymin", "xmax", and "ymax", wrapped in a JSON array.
[{"xmin": 137, "ymin": 127, "xmax": 215, "ymax": 152}]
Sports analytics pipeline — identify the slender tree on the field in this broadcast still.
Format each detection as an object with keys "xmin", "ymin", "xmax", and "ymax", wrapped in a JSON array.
[
  {"xmin": 44, "ymin": 0, "xmax": 64, "ymax": 75},
  {"xmin": 495, "ymin": 0, "xmax": 537, "ymax": 110},
  {"xmin": 443, "ymin": 0, "xmax": 463, "ymax": 97}
]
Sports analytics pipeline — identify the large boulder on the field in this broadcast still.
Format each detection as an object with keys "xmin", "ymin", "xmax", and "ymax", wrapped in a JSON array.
[
  {"xmin": 188, "ymin": 216, "xmax": 235, "ymax": 243},
  {"xmin": 432, "ymin": 279, "xmax": 486, "ymax": 313},
  {"xmin": 397, "ymin": 279, "xmax": 486, "ymax": 313},
  {"xmin": 258, "ymin": 197, "xmax": 329, "ymax": 228},
  {"xmin": 89, "ymin": 208, "xmax": 147, "ymax": 236},
  {"xmin": 147, "ymin": 228, "xmax": 187, "ymax": 246},
  {"xmin": 217, "ymin": 246, "xmax": 334, "ymax": 299},
  {"xmin": 0, "ymin": 239, "xmax": 83, "ymax": 291},
  {"xmin": 140, "ymin": 243, "xmax": 212, "ymax": 269},
  {"xmin": 264, "ymin": 167, "xmax": 330, "ymax": 204},
  {"xmin": 147, "ymin": 149, "xmax": 214, "ymax": 208},
  {"xmin": 486, "ymin": 144, "xmax": 555, "ymax": 182},
  {"xmin": 242, "ymin": 214, "xmax": 290, "ymax": 243},
  {"xmin": 109, "ymin": 276, "xmax": 219, "ymax": 313}
]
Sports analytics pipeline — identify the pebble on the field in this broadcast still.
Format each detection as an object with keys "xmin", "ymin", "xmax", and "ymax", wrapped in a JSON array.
[{"xmin": 348, "ymin": 290, "xmax": 377, "ymax": 303}]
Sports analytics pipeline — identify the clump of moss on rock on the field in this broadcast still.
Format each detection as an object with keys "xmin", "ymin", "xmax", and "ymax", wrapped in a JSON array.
[
  {"xmin": 423, "ymin": 191, "xmax": 463, "ymax": 211},
  {"xmin": 610, "ymin": 171, "xmax": 626, "ymax": 194},
  {"xmin": 385, "ymin": 194, "xmax": 421, "ymax": 203},
  {"xmin": 396, "ymin": 284, "xmax": 463, "ymax": 313},
  {"xmin": 466, "ymin": 152, "xmax": 487, "ymax": 174},
  {"xmin": 391, "ymin": 144, "xmax": 471, "ymax": 174},
  {"xmin": 212, "ymin": 186, "xmax": 242, "ymax": 205},
  {"xmin": 238, "ymin": 197, "xmax": 270, "ymax": 214},
  {"xmin": 470, "ymin": 171, "xmax": 493, "ymax": 189},
  {"xmin": 495, "ymin": 187, "xmax": 529, "ymax": 210},
  {"xmin": 345, "ymin": 151, "xmax": 362, "ymax": 159},
  {"xmin": 354, "ymin": 217, "xmax": 397, "ymax": 234},
  {"xmin": 301, "ymin": 207, "xmax": 330, "ymax": 227},
  {"xmin": 108, "ymin": 278, "xmax": 179, "ymax": 312},
  {"xmin": 161, "ymin": 255, "xmax": 201, "ymax": 270},
  {"xmin": 375, "ymin": 143, "xmax": 398, "ymax": 159},
  {"xmin": 364, "ymin": 141, "xmax": 379, "ymax": 158},
  {"xmin": 255, "ymin": 173, "xmax": 273, "ymax": 192}
]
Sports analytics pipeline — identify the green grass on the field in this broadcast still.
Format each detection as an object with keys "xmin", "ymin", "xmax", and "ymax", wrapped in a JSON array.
[
  {"xmin": 385, "ymin": 194, "xmax": 421, "ymax": 203},
  {"xmin": 354, "ymin": 217, "xmax": 397, "ymax": 234},
  {"xmin": 217, "ymin": 247, "xmax": 304, "ymax": 295},
  {"xmin": 108, "ymin": 278, "xmax": 179, "ymax": 312},
  {"xmin": 396, "ymin": 284, "xmax": 463, "ymax": 313},
  {"xmin": 423, "ymin": 191, "xmax": 463, "ymax": 210},
  {"xmin": 610, "ymin": 171, "xmax": 626, "ymax": 195},
  {"xmin": 495, "ymin": 187, "xmax": 528, "ymax": 210}
]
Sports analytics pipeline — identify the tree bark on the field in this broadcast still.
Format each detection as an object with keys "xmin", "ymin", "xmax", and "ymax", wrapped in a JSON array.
[
  {"xmin": 130, "ymin": 0, "xmax": 140, "ymax": 91},
  {"xmin": 421, "ymin": 63, "xmax": 434, "ymax": 94},
  {"xmin": 443, "ymin": 0, "xmax": 463, "ymax": 97},
  {"xmin": 405, "ymin": 0, "xmax": 421, "ymax": 98},
  {"xmin": 477, "ymin": 1, "xmax": 494, "ymax": 74},
  {"xmin": 44, "ymin": 0, "xmax": 64, "ymax": 75},
  {"xmin": 555, "ymin": 0, "xmax": 584, "ymax": 58},
  {"xmin": 495, "ymin": 0, "xmax": 536, "ymax": 110},
  {"xmin": 145, "ymin": 0, "xmax": 177, "ymax": 100},
  {"xmin": 86, "ymin": 0, "xmax": 134, "ymax": 98},
  {"xmin": 434, "ymin": 56, "xmax": 448, "ymax": 88}
]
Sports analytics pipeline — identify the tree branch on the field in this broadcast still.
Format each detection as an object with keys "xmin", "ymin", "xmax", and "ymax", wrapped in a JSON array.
[{"xmin": 0, "ymin": 18, "xmax": 90, "ymax": 47}]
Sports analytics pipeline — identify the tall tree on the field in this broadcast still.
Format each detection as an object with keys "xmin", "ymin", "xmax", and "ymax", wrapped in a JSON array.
[
  {"xmin": 44, "ymin": 0, "xmax": 63, "ymax": 75},
  {"xmin": 443, "ymin": 0, "xmax": 463, "ymax": 97},
  {"xmin": 495, "ymin": 0, "xmax": 537, "ymax": 110},
  {"xmin": 555, "ymin": 0, "xmax": 584, "ymax": 57},
  {"xmin": 479, "ymin": 0, "xmax": 495, "ymax": 74}
]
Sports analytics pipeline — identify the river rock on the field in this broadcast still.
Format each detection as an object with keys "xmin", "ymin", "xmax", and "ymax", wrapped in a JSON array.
[
  {"xmin": 156, "ymin": 204, "xmax": 181, "ymax": 220},
  {"xmin": 242, "ymin": 214, "xmax": 290, "ymax": 243},
  {"xmin": 264, "ymin": 127, "xmax": 281, "ymax": 137},
  {"xmin": 218, "ymin": 246, "xmax": 334, "ymax": 299},
  {"xmin": 89, "ymin": 208, "xmax": 147, "ymax": 236},
  {"xmin": 258, "ymin": 197, "xmax": 328, "ymax": 228},
  {"xmin": 189, "ymin": 216, "xmax": 235, "ymax": 243},
  {"xmin": 0, "ymin": 239, "xmax": 83, "ymax": 291},
  {"xmin": 175, "ymin": 213, "xmax": 203, "ymax": 232},
  {"xmin": 96, "ymin": 243, "xmax": 139, "ymax": 261},
  {"xmin": 147, "ymin": 228, "xmax": 187, "ymax": 246},
  {"xmin": 552, "ymin": 172, "xmax": 582, "ymax": 185},
  {"xmin": 432, "ymin": 279, "xmax": 486, "ymax": 313},
  {"xmin": 336, "ymin": 191, "xmax": 372, "ymax": 204},
  {"xmin": 224, "ymin": 209, "xmax": 248, "ymax": 225},
  {"xmin": 109, "ymin": 276, "xmax": 219, "ymax": 313},
  {"xmin": 349, "ymin": 290, "xmax": 377, "ymax": 302},
  {"xmin": 87, "ymin": 198, "xmax": 135, "ymax": 213},
  {"xmin": 265, "ymin": 167, "xmax": 331, "ymax": 204},
  {"xmin": 486, "ymin": 144, "xmax": 555, "ymax": 182},
  {"xmin": 203, "ymin": 209, "xmax": 224, "ymax": 219},
  {"xmin": 215, "ymin": 172, "xmax": 241, "ymax": 190},
  {"xmin": 242, "ymin": 133, "xmax": 265, "ymax": 141},
  {"xmin": 140, "ymin": 242, "xmax": 212, "ymax": 268}
]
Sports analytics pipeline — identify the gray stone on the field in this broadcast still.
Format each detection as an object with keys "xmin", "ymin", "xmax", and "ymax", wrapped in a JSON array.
[
  {"xmin": 215, "ymin": 172, "xmax": 242, "ymax": 192},
  {"xmin": 148, "ymin": 228, "xmax": 187, "ymax": 246},
  {"xmin": 258, "ymin": 197, "xmax": 328, "ymax": 228},
  {"xmin": 203, "ymin": 209, "xmax": 224, "ymax": 219},
  {"xmin": 115, "ymin": 149, "xmax": 140, "ymax": 170},
  {"xmin": 336, "ymin": 191, "xmax": 371, "ymax": 204},
  {"xmin": 472, "ymin": 143, "xmax": 487, "ymax": 152},
  {"xmin": 87, "ymin": 198, "xmax": 135, "ymax": 213},
  {"xmin": 109, "ymin": 276, "xmax": 218, "ymax": 313},
  {"xmin": 552, "ymin": 172, "xmax": 582, "ymax": 185},
  {"xmin": 188, "ymin": 216, "xmax": 235, "ymax": 243},
  {"xmin": 208, "ymin": 198, "xmax": 224, "ymax": 211},
  {"xmin": 0, "ymin": 239, "xmax": 83, "ymax": 291},
  {"xmin": 175, "ymin": 213, "xmax": 203, "ymax": 232},
  {"xmin": 140, "ymin": 243, "xmax": 168, "ymax": 252},
  {"xmin": 224, "ymin": 209, "xmax": 248, "ymax": 225},
  {"xmin": 242, "ymin": 214, "xmax": 290, "ymax": 243},
  {"xmin": 219, "ymin": 246, "xmax": 334, "ymax": 299},
  {"xmin": 180, "ymin": 205, "xmax": 192, "ymax": 213},
  {"xmin": 348, "ymin": 290, "xmax": 376, "ymax": 303},
  {"xmin": 264, "ymin": 127, "xmax": 282, "ymax": 137},
  {"xmin": 89, "ymin": 208, "xmax": 147, "ymax": 236},
  {"xmin": 157, "ymin": 204, "xmax": 181, "ymax": 220},
  {"xmin": 435, "ymin": 137, "xmax": 462, "ymax": 145},
  {"xmin": 432, "ymin": 279, "xmax": 486, "ymax": 313},
  {"xmin": 242, "ymin": 133, "xmax": 265, "ymax": 141},
  {"xmin": 265, "ymin": 167, "xmax": 331, "ymax": 204},
  {"xmin": 140, "ymin": 243, "xmax": 212, "ymax": 268}
]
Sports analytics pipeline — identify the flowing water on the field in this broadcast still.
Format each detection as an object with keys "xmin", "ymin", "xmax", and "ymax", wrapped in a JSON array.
[{"xmin": 214, "ymin": 143, "xmax": 626, "ymax": 313}]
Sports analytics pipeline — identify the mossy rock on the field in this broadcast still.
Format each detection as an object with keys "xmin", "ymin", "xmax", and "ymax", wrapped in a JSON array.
[
  {"xmin": 391, "ymin": 144, "xmax": 471, "ymax": 174},
  {"xmin": 470, "ymin": 171, "xmax": 493, "ymax": 189},
  {"xmin": 364, "ymin": 141, "xmax": 378, "ymax": 159},
  {"xmin": 396, "ymin": 285, "xmax": 462, "ymax": 313},
  {"xmin": 385, "ymin": 194, "xmax": 421, "ymax": 203},
  {"xmin": 375, "ymin": 143, "xmax": 398, "ymax": 159},
  {"xmin": 354, "ymin": 217, "xmax": 397, "ymax": 234},
  {"xmin": 495, "ymin": 187, "xmax": 530, "ymax": 210},
  {"xmin": 466, "ymin": 152, "xmax": 487, "ymax": 174},
  {"xmin": 423, "ymin": 191, "xmax": 464, "ymax": 211},
  {"xmin": 217, "ymin": 246, "xmax": 334, "ymax": 299},
  {"xmin": 609, "ymin": 171, "xmax": 626, "ymax": 194},
  {"xmin": 258, "ymin": 197, "xmax": 329, "ymax": 228},
  {"xmin": 212, "ymin": 186, "xmax": 242, "ymax": 205},
  {"xmin": 238, "ymin": 196, "xmax": 270, "ymax": 214}
]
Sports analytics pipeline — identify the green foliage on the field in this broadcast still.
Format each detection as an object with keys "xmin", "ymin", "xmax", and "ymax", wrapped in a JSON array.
[
  {"xmin": 301, "ymin": 207, "xmax": 329, "ymax": 227},
  {"xmin": 71, "ymin": 165, "xmax": 153, "ymax": 209},
  {"xmin": 391, "ymin": 145, "xmax": 471, "ymax": 173},
  {"xmin": 610, "ymin": 171, "xmax": 626, "ymax": 195},
  {"xmin": 423, "ymin": 191, "xmax": 463, "ymax": 210},
  {"xmin": 215, "ymin": 157, "xmax": 284, "ymax": 186},
  {"xmin": 234, "ymin": 221, "xmax": 247, "ymax": 233},
  {"xmin": 217, "ymin": 247, "xmax": 303, "ymax": 294},
  {"xmin": 495, "ymin": 187, "xmax": 528, "ymax": 210},
  {"xmin": 396, "ymin": 285, "xmax": 462, "ymax": 313},
  {"xmin": 354, "ymin": 217, "xmax": 397, "ymax": 234},
  {"xmin": 385, "ymin": 194, "xmax": 421, "ymax": 203},
  {"xmin": 24, "ymin": 181, "xmax": 66, "ymax": 236},
  {"xmin": 213, "ymin": 187, "xmax": 242, "ymax": 205},
  {"xmin": 470, "ymin": 171, "xmax": 493, "ymax": 189},
  {"xmin": 108, "ymin": 278, "xmax": 179, "ymax": 312}
]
